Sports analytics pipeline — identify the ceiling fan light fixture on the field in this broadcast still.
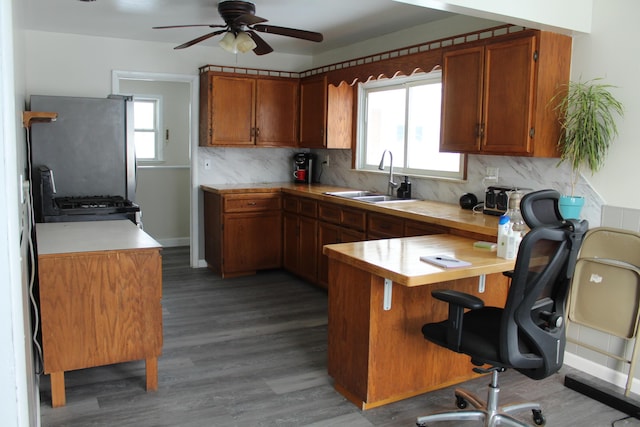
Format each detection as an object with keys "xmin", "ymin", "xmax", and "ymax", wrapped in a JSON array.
[
  {"xmin": 219, "ymin": 31, "xmax": 237, "ymax": 53},
  {"xmin": 235, "ymin": 31, "xmax": 257, "ymax": 53}
]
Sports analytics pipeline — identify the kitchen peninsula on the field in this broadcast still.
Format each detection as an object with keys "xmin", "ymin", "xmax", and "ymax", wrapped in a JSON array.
[
  {"xmin": 323, "ymin": 234, "xmax": 514, "ymax": 409},
  {"xmin": 36, "ymin": 220, "xmax": 163, "ymax": 407}
]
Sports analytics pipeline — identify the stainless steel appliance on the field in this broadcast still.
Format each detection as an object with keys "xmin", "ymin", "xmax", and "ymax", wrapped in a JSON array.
[
  {"xmin": 483, "ymin": 186, "xmax": 514, "ymax": 216},
  {"xmin": 483, "ymin": 186, "xmax": 530, "ymax": 216},
  {"xmin": 293, "ymin": 152, "xmax": 316, "ymax": 184},
  {"xmin": 29, "ymin": 95, "xmax": 139, "ymax": 223}
]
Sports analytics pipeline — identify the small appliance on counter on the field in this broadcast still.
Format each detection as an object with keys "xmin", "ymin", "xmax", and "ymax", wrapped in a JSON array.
[
  {"xmin": 483, "ymin": 186, "xmax": 530, "ymax": 216},
  {"xmin": 483, "ymin": 186, "xmax": 515, "ymax": 216},
  {"xmin": 293, "ymin": 152, "xmax": 316, "ymax": 184}
]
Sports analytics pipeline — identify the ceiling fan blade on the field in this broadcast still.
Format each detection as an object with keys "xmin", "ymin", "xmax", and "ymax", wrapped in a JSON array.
[
  {"xmin": 247, "ymin": 31, "xmax": 274, "ymax": 56},
  {"xmin": 233, "ymin": 13, "xmax": 268, "ymax": 26},
  {"xmin": 174, "ymin": 29, "xmax": 227, "ymax": 50},
  {"xmin": 153, "ymin": 24, "xmax": 226, "ymax": 30},
  {"xmin": 252, "ymin": 24, "xmax": 323, "ymax": 42}
]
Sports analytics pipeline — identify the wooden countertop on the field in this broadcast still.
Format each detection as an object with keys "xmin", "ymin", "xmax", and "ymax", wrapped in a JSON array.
[
  {"xmin": 201, "ymin": 183, "xmax": 500, "ymax": 237},
  {"xmin": 36, "ymin": 220, "xmax": 162, "ymax": 256},
  {"xmin": 323, "ymin": 234, "xmax": 515, "ymax": 287}
]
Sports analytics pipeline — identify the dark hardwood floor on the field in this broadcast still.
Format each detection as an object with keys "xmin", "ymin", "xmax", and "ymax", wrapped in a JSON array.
[{"xmin": 39, "ymin": 246, "xmax": 640, "ymax": 426}]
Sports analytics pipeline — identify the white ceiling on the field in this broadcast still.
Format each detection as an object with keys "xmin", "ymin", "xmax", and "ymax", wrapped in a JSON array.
[{"xmin": 22, "ymin": 0, "xmax": 457, "ymax": 55}]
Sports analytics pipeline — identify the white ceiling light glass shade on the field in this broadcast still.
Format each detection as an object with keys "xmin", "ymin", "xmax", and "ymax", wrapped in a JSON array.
[
  {"xmin": 219, "ymin": 31, "xmax": 237, "ymax": 53},
  {"xmin": 235, "ymin": 31, "xmax": 257, "ymax": 53}
]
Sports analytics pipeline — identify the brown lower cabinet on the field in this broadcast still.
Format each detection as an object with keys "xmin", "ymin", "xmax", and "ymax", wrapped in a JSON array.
[
  {"xmin": 282, "ymin": 195, "xmax": 319, "ymax": 283},
  {"xmin": 204, "ymin": 190, "xmax": 496, "ymax": 286},
  {"xmin": 204, "ymin": 191, "xmax": 282, "ymax": 277}
]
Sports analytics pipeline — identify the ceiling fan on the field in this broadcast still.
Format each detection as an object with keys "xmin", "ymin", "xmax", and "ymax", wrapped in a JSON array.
[{"xmin": 153, "ymin": 0, "xmax": 323, "ymax": 55}]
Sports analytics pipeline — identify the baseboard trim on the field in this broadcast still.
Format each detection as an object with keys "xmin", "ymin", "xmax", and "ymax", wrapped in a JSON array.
[{"xmin": 156, "ymin": 237, "xmax": 189, "ymax": 247}]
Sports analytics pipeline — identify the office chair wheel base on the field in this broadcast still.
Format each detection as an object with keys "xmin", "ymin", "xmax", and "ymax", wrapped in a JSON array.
[
  {"xmin": 532, "ymin": 409, "xmax": 545, "ymax": 425},
  {"xmin": 455, "ymin": 395, "xmax": 468, "ymax": 409}
]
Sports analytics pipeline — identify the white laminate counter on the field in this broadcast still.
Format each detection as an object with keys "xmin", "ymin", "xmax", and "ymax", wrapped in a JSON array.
[{"xmin": 36, "ymin": 220, "xmax": 161, "ymax": 256}]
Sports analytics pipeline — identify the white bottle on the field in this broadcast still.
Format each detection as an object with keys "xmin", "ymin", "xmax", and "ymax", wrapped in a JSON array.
[
  {"xmin": 497, "ymin": 214, "xmax": 510, "ymax": 259},
  {"xmin": 504, "ymin": 191, "xmax": 526, "ymax": 260}
]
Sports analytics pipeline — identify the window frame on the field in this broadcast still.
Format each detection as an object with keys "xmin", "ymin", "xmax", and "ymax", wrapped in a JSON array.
[
  {"xmin": 133, "ymin": 95, "xmax": 164, "ymax": 163},
  {"xmin": 356, "ymin": 71, "xmax": 466, "ymax": 181}
]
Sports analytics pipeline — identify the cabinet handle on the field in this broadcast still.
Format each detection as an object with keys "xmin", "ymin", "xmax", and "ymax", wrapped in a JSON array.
[
  {"xmin": 247, "ymin": 202, "xmax": 257, "ymax": 206},
  {"xmin": 255, "ymin": 127, "xmax": 260, "ymax": 137}
]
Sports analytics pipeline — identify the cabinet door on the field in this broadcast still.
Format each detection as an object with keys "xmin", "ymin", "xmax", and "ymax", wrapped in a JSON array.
[
  {"xmin": 223, "ymin": 211, "xmax": 282, "ymax": 274},
  {"xmin": 317, "ymin": 222, "xmax": 340, "ymax": 288},
  {"xmin": 256, "ymin": 79, "xmax": 299, "ymax": 147},
  {"xmin": 299, "ymin": 76, "xmax": 327, "ymax": 148},
  {"xmin": 283, "ymin": 212, "xmax": 299, "ymax": 272},
  {"xmin": 440, "ymin": 46, "xmax": 484, "ymax": 153},
  {"xmin": 482, "ymin": 36, "xmax": 536, "ymax": 155},
  {"xmin": 326, "ymin": 82, "xmax": 353, "ymax": 149},
  {"xmin": 297, "ymin": 216, "xmax": 318, "ymax": 283},
  {"xmin": 211, "ymin": 76, "xmax": 255, "ymax": 145}
]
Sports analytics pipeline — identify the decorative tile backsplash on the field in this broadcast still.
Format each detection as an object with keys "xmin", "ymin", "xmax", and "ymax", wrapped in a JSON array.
[{"xmin": 197, "ymin": 146, "xmax": 603, "ymax": 226}]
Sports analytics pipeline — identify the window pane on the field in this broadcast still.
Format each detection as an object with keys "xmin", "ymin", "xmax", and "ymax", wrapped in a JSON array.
[
  {"xmin": 406, "ymin": 83, "xmax": 459, "ymax": 172},
  {"xmin": 134, "ymin": 131, "xmax": 156, "ymax": 159},
  {"xmin": 366, "ymin": 88, "xmax": 406, "ymax": 166},
  {"xmin": 134, "ymin": 101, "xmax": 155, "ymax": 130}
]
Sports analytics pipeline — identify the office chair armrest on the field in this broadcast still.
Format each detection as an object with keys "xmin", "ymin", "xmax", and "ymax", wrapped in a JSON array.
[
  {"xmin": 432, "ymin": 290, "xmax": 484, "ymax": 352},
  {"xmin": 432, "ymin": 289, "xmax": 485, "ymax": 310}
]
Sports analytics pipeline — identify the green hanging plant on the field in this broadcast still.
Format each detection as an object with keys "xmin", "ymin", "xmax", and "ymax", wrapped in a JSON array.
[{"xmin": 552, "ymin": 78, "xmax": 624, "ymax": 197}]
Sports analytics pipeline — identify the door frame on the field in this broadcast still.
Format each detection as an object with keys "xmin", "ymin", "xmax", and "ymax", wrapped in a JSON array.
[{"xmin": 112, "ymin": 70, "xmax": 201, "ymax": 268}]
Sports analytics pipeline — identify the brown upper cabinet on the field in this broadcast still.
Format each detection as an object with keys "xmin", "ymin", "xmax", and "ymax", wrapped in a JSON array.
[
  {"xmin": 440, "ymin": 31, "xmax": 571, "ymax": 157},
  {"xmin": 199, "ymin": 72, "xmax": 299, "ymax": 147},
  {"xmin": 299, "ymin": 76, "xmax": 353, "ymax": 149}
]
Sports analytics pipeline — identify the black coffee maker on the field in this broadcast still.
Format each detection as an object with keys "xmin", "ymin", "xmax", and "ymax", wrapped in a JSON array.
[{"xmin": 293, "ymin": 153, "xmax": 316, "ymax": 184}]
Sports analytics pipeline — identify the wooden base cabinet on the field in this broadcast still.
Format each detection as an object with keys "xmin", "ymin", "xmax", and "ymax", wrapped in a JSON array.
[
  {"xmin": 282, "ymin": 196, "xmax": 318, "ymax": 283},
  {"xmin": 327, "ymin": 259, "xmax": 509, "ymax": 409},
  {"xmin": 204, "ymin": 191, "xmax": 282, "ymax": 277},
  {"xmin": 36, "ymin": 221, "xmax": 162, "ymax": 408}
]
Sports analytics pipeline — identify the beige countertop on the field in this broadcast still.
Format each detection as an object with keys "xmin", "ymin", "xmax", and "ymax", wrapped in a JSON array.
[
  {"xmin": 201, "ymin": 183, "xmax": 500, "ymax": 238},
  {"xmin": 36, "ymin": 220, "xmax": 162, "ymax": 256},
  {"xmin": 323, "ymin": 234, "xmax": 515, "ymax": 287}
]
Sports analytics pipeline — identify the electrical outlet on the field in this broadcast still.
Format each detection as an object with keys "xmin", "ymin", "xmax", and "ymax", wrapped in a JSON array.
[
  {"xmin": 485, "ymin": 166, "xmax": 499, "ymax": 179},
  {"xmin": 324, "ymin": 155, "xmax": 330, "ymax": 167},
  {"xmin": 204, "ymin": 160, "xmax": 211, "ymax": 170}
]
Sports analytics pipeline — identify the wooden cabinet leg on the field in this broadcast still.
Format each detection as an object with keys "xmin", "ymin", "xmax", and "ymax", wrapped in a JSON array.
[
  {"xmin": 50, "ymin": 371, "xmax": 66, "ymax": 407},
  {"xmin": 145, "ymin": 357, "xmax": 158, "ymax": 391}
]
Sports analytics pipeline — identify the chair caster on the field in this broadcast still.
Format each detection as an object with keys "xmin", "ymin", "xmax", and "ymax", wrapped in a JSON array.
[
  {"xmin": 532, "ymin": 408, "xmax": 546, "ymax": 425},
  {"xmin": 455, "ymin": 395, "xmax": 468, "ymax": 409}
]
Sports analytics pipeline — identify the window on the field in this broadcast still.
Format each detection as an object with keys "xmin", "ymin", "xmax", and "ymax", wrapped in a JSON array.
[
  {"xmin": 133, "ymin": 97, "xmax": 163, "ymax": 161},
  {"xmin": 357, "ymin": 71, "xmax": 465, "ymax": 180}
]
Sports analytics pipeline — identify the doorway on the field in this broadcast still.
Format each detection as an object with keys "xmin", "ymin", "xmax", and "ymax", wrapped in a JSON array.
[{"xmin": 112, "ymin": 71, "xmax": 200, "ymax": 268}]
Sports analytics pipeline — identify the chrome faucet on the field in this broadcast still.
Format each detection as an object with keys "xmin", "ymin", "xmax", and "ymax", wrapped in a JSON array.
[{"xmin": 378, "ymin": 150, "xmax": 398, "ymax": 196}]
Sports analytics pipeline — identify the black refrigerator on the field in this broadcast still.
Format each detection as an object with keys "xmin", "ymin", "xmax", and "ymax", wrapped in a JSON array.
[{"xmin": 29, "ymin": 95, "xmax": 140, "ymax": 223}]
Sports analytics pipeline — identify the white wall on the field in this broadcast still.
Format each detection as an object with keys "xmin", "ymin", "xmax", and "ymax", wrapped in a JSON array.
[
  {"xmin": 2, "ymin": 0, "xmax": 39, "ymax": 425},
  {"xmin": 119, "ymin": 79, "xmax": 191, "ymax": 246}
]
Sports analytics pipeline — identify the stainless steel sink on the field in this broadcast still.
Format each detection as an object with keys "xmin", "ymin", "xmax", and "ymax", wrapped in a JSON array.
[
  {"xmin": 324, "ymin": 190, "xmax": 380, "ymax": 198},
  {"xmin": 324, "ymin": 191, "xmax": 416, "ymax": 204}
]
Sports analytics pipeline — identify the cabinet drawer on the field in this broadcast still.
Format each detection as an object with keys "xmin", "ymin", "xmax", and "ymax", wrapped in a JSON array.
[
  {"xmin": 404, "ymin": 220, "xmax": 449, "ymax": 237},
  {"xmin": 319, "ymin": 203, "xmax": 341, "ymax": 224},
  {"xmin": 341, "ymin": 208, "xmax": 366, "ymax": 231},
  {"xmin": 224, "ymin": 194, "xmax": 281, "ymax": 212},
  {"xmin": 368, "ymin": 213, "xmax": 404, "ymax": 238},
  {"xmin": 299, "ymin": 199, "xmax": 317, "ymax": 218},
  {"xmin": 283, "ymin": 196, "xmax": 299, "ymax": 213}
]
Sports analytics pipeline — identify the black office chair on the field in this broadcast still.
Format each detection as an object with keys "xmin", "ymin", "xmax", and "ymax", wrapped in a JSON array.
[{"xmin": 416, "ymin": 190, "xmax": 588, "ymax": 427}]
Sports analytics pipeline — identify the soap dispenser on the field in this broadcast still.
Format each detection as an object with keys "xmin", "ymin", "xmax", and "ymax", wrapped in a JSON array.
[{"xmin": 397, "ymin": 176, "xmax": 412, "ymax": 199}]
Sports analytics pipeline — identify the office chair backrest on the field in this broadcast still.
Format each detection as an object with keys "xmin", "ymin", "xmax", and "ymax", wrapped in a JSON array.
[
  {"xmin": 500, "ymin": 218, "xmax": 588, "ymax": 380},
  {"xmin": 520, "ymin": 189, "xmax": 563, "ymax": 229}
]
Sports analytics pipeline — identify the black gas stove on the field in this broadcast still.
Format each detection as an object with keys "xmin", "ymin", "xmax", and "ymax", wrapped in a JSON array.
[
  {"xmin": 41, "ymin": 195, "xmax": 139, "ymax": 224},
  {"xmin": 34, "ymin": 166, "xmax": 140, "ymax": 224}
]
